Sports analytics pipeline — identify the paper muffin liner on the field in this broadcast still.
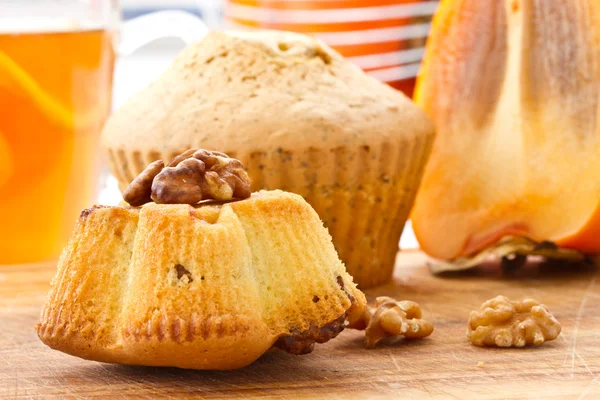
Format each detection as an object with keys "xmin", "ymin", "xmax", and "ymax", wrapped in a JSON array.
[
  {"xmin": 107, "ymin": 148, "xmax": 177, "ymax": 192},
  {"xmin": 106, "ymin": 133, "xmax": 432, "ymax": 288}
]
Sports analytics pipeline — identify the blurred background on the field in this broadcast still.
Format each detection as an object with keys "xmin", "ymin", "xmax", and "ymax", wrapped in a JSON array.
[
  {"xmin": 0, "ymin": 0, "xmax": 437, "ymax": 263},
  {"xmin": 115, "ymin": 0, "xmax": 437, "ymax": 106},
  {"xmin": 113, "ymin": 0, "xmax": 221, "ymax": 109}
]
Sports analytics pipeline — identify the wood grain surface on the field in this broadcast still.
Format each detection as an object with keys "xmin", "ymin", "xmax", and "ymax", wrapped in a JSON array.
[{"xmin": 1, "ymin": 251, "xmax": 599, "ymax": 399}]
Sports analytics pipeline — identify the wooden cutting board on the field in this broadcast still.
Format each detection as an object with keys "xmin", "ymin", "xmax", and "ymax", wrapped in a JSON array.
[{"xmin": 1, "ymin": 251, "xmax": 599, "ymax": 399}]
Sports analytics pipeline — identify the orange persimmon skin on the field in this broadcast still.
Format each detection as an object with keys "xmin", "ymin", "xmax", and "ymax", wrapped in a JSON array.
[
  {"xmin": 555, "ymin": 204, "xmax": 600, "ymax": 254},
  {"xmin": 412, "ymin": 0, "xmax": 600, "ymax": 259}
]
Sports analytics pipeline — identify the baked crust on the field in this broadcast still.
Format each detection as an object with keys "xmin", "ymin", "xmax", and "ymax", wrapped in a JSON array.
[{"xmin": 101, "ymin": 30, "xmax": 433, "ymax": 160}]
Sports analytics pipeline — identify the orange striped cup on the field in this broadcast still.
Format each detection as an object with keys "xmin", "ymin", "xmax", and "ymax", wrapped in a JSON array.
[{"xmin": 225, "ymin": 0, "xmax": 438, "ymax": 97}]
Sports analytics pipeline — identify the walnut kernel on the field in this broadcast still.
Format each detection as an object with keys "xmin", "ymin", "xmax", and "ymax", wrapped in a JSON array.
[
  {"xmin": 467, "ymin": 295, "xmax": 561, "ymax": 347},
  {"xmin": 122, "ymin": 160, "xmax": 164, "ymax": 206},
  {"xmin": 122, "ymin": 149, "xmax": 251, "ymax": 206},
  {"xmin": 349, "ymin": 296, "xmax": 434, "ymax": 348}
]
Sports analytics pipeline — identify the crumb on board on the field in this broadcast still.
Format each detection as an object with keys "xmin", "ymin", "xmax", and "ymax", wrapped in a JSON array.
[{"xmin": 477, "ymin": 361, "xmax": 484, "ymax": 367}]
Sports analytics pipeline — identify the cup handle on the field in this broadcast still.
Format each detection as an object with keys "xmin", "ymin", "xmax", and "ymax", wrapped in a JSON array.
[
  {"xmin": 118, "ymin": 10, "xmax": 209, "ymax": 57},
  {"xmin": 97, "ymin": 11, "xmax": 209, "ymax": 205}
]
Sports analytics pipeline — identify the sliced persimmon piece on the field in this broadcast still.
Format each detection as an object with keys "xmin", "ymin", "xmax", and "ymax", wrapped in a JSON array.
[{"xmin": 412, "ymin": 0, "xmax": 600, "ymax": 260}]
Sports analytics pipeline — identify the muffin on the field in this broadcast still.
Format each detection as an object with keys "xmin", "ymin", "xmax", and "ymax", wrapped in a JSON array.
[
  {"xmin": 101, "ymin": 30, "xmax": 435, "ymax": 288},
  {"xmin": 37, "ymin": 190, "xmax": 366, "ymax": 370}
]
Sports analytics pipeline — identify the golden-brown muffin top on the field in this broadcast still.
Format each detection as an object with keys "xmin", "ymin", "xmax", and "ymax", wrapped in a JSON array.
[{"xmin": 101, "ymin": 30, "xmax": 433, "ymax": 155}]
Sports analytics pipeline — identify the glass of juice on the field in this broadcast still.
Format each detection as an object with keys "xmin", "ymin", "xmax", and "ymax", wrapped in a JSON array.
[
  {"xmin": 225, "ymin": 0, "xmax": 438, "ymax": 97},
  {"xmin": 0, "ymin": 1, "xmax": 207, "ymax": 264}
]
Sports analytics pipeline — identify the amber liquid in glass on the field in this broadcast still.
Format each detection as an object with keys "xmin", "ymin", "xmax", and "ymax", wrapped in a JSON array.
[{"xmin": 0, "ymin": 27, "xmax": 115, "ymax": 263}]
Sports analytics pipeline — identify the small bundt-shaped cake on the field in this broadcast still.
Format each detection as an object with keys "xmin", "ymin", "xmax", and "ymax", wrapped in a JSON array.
[{"xmin": 37, "ymin": 190, "xmax": 366, "ymax": 370}]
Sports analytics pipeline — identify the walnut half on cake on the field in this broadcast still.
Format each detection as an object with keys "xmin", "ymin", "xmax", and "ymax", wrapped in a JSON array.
[{"xmin": 37, "ymin": 151, "xmax": 366, "ymax": 370}]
